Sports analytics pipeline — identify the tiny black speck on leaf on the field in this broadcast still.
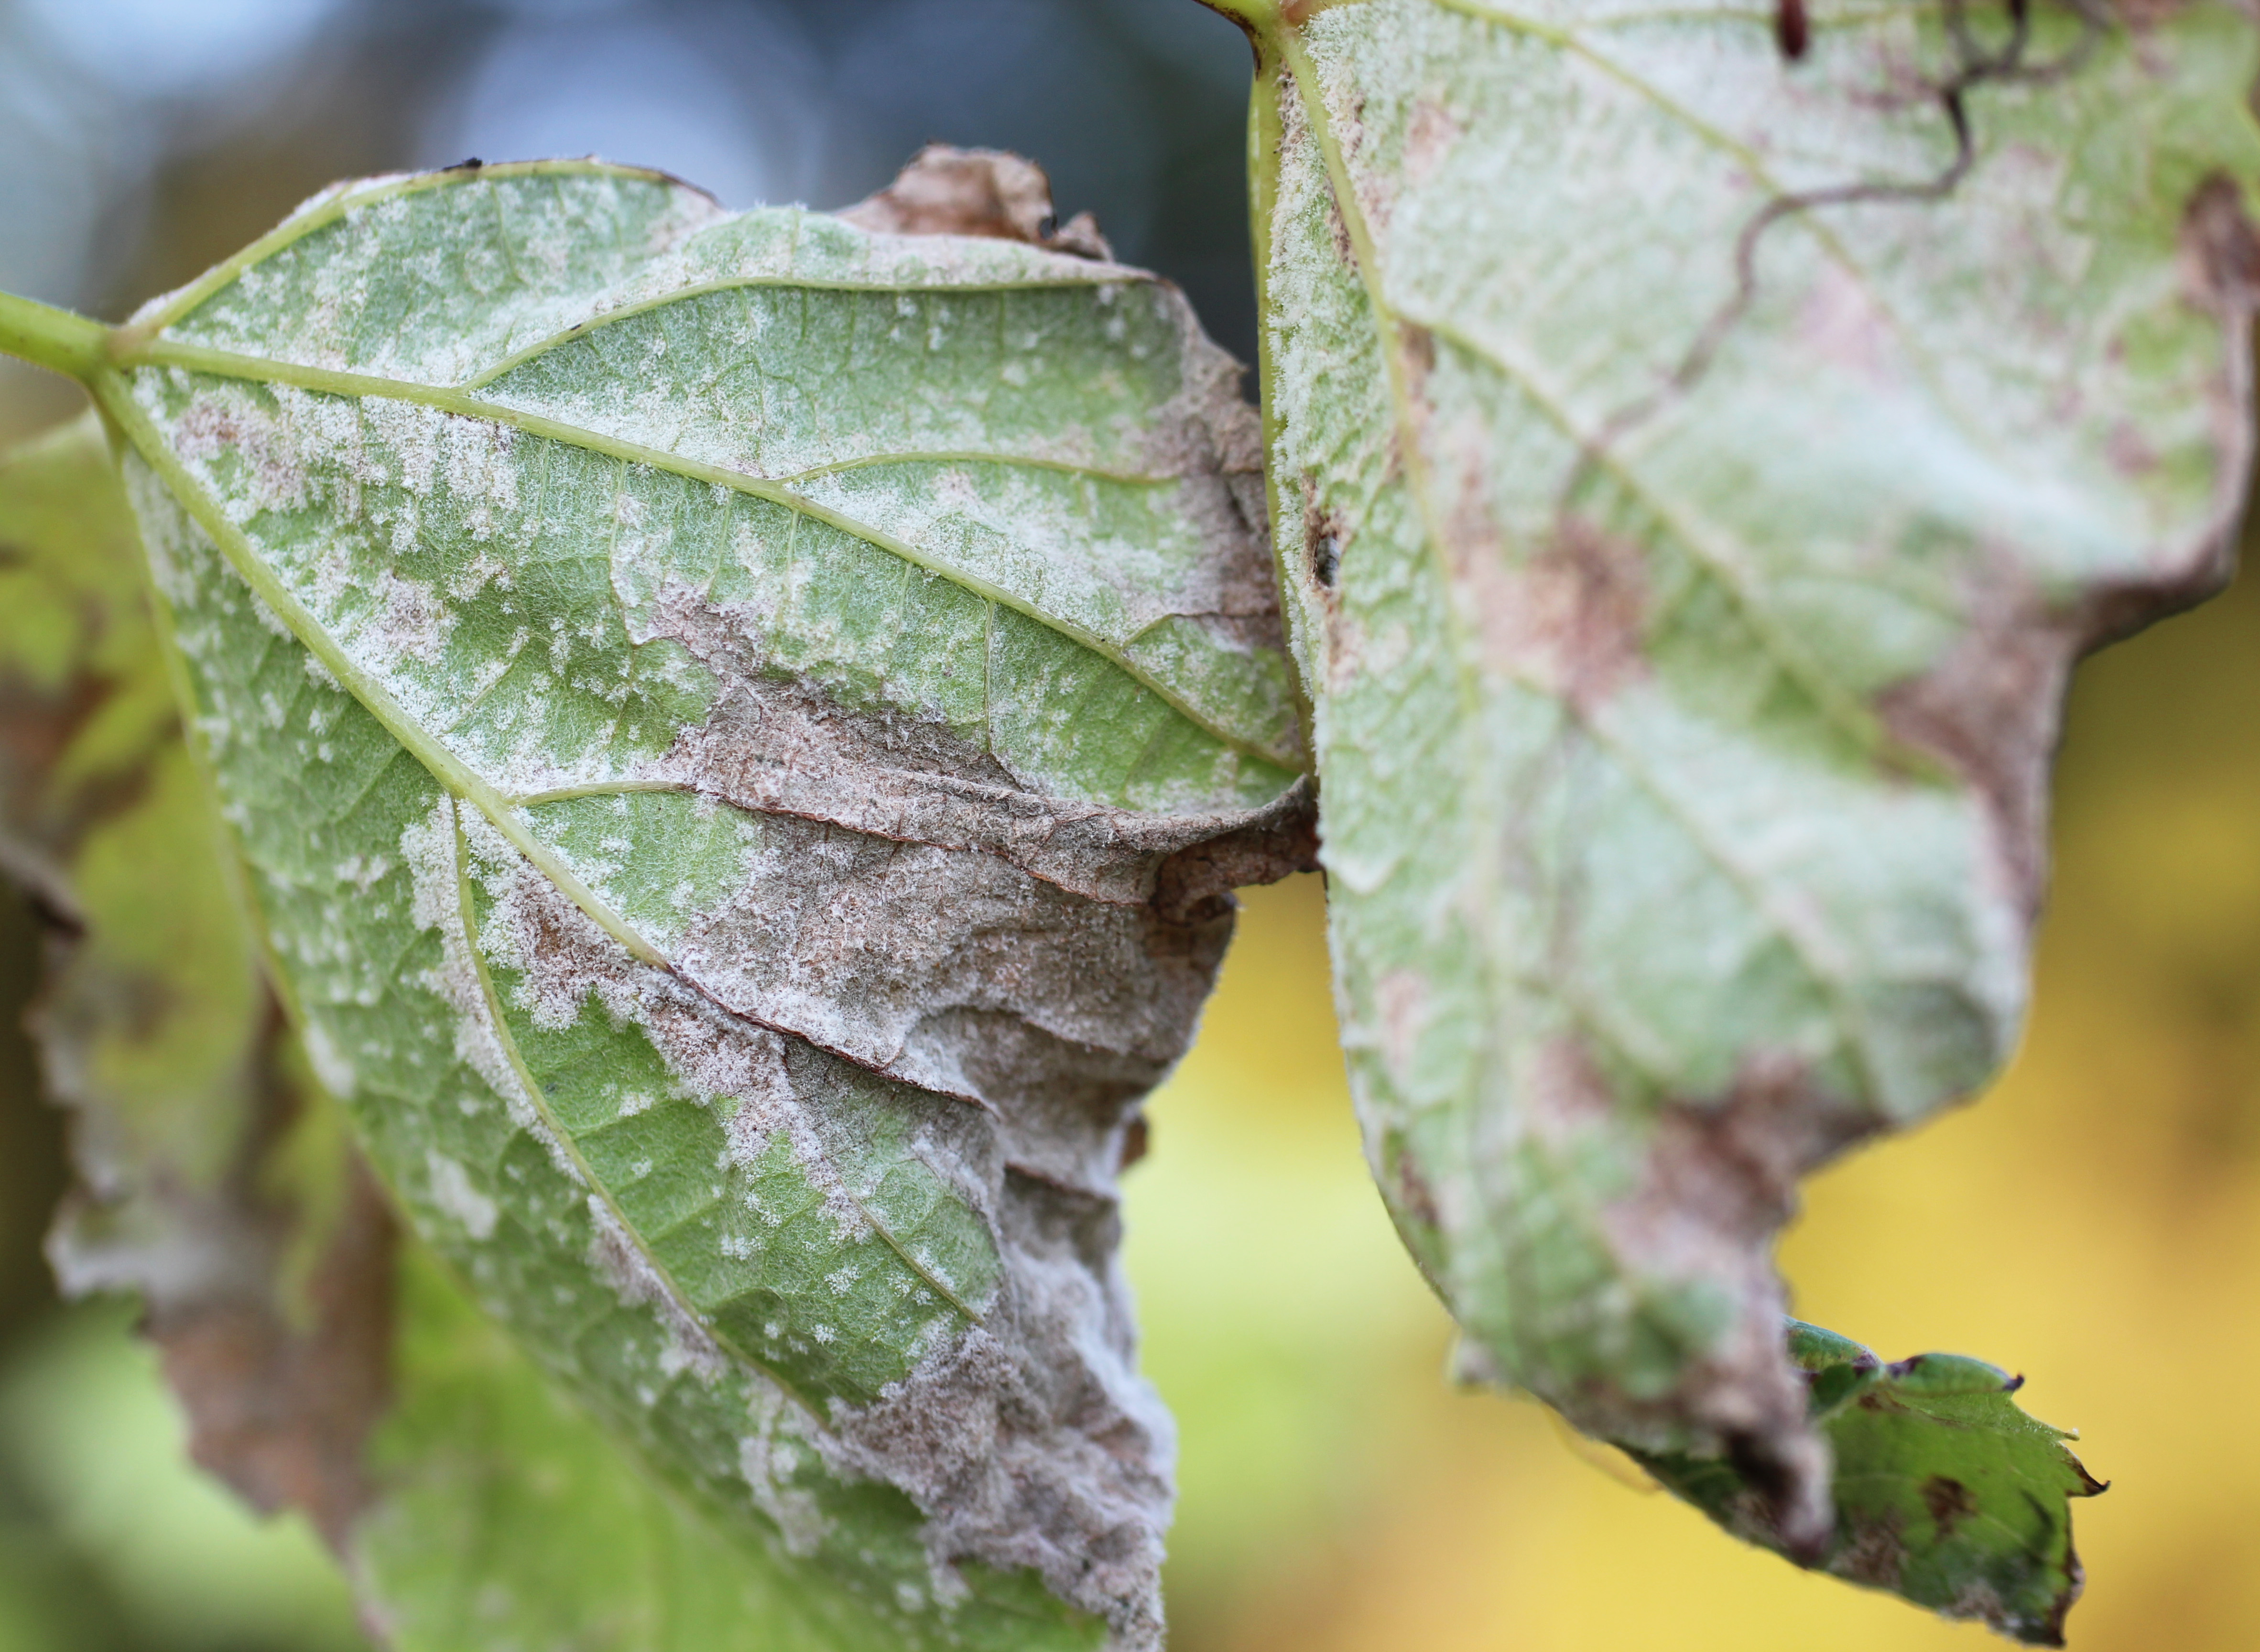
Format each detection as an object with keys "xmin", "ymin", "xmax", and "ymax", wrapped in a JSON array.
[{"xmin": 1776, "ymin": 0, "xmax": 1810, "ymax": 60}]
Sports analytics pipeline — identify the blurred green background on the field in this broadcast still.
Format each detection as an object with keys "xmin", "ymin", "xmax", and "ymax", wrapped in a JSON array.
[{"xmin": 2, "ymin": 0, "xmax": 2258, "ymax": 1647}]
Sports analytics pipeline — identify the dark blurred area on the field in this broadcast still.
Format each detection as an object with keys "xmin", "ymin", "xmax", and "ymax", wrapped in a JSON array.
[{"xmin": 0, "ymin": 901, "xmax": 59, "ymax": 1362}]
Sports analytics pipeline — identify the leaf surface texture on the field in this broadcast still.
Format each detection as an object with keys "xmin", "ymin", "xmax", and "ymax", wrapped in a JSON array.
[
  {"xmin": 1216, "ymin": 0, "xmax": 2258, "ymax": 1617},
  {"xmin": 0, "ymin": 413, "xmax": 1136, "ymax": 1650},
  {"xmin": 72, "ymin": 155, "xmax": 1307, "ymax": 1648}
]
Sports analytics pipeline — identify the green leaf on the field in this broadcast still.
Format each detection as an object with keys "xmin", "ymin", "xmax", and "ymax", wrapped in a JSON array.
[
  {"xmin": 0, "ymin": 410, "xmax": 386, "ymax": 1557},
  {"xmin": 1634, "ymin": 1322, "xmax": 2106, "ymax": 1647},
  {"xmin": 1212, "ymin": 0, "xmax": 2258, "ymax": 1619},
  {"xmin": 0, "ymin": 411, "xmax": 1026, "ymax": 1651},
  {"xmin": 0, "ymin": 413, "xmax": 383, "ymax": 1543},
  {"xmin": 44, "ymin": 149, "xmax": 1304, "ymax": 1646},
  {"xmin": 359, "ymin": 1246, "xmax": 1104, "ymax": 1652}
]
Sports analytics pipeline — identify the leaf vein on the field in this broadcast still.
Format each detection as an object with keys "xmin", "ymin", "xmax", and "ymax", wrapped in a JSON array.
[{"xmin": 126, "ymin": 338, "xmax": 1295, "ymax": 769}]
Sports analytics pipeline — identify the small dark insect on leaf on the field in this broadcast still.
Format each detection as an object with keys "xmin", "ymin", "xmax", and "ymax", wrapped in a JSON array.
[{"xmin": 1776, "ymin": 0, "xmax": 1810, "ymax": 60}]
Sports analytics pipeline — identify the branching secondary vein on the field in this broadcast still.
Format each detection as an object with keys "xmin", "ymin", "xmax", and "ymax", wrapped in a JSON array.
[{"xmin": 120, "ymin": 337, "xmax": 1291, "ymax": 768}]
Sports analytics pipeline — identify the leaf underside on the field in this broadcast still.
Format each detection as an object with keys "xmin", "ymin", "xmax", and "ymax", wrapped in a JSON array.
[
  {"xmin": 1217, "ymin": 0, "xmax": 2259, "ymax": 1631},
  {"xmin": 2, "ymin": 2, "xmax": 2243, "ymax": 1637},
  {"xmin": 0, "ymin": 413, "xmax": 1067, "ymax": 1652},
  {"xmin": 40, "ymin": 151, "xmax": 1308, "ymax": 1649}
]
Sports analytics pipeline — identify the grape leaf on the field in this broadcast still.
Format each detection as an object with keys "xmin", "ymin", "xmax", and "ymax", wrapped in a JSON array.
[
  {"xmin": 359, "ymin": 1249, "xmax": 939, "ymax": 1652},
  {"xmin": 0, "ymin": 412, "xmax": 1010, "ymax": 1651},
  {"xmin": 1636, "ymin": 1324, "xmax": 2106, "ymax": 1647},
  {"xmin": 0, "ymin": 151, "xmax": 1309, "ymax": 1647},
  {"xmin": 1210, "ymin": 0, "xmax": 2257, "ymax": 1624}
]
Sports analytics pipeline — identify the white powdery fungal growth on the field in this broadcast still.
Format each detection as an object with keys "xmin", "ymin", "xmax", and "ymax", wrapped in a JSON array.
[
  {"xmin": 460, "ymin": 723, "xmax": 1195, "ymax": 1643},
  {"xmin": 398, "ymin": 799, "xmax": 579, "ymax": 1183},
  {"xmin": 171, "ymin": 388, "xmax": 311, "ymax": 519},
  {"xmin": 821, "ymin": 1299, "xmax": 1176, "ymax": 1647},
  {"xmin": 467, "ymin": 816, "xmax": 882, "ymax": 1244},
  {"xmin": 736, "ymin": 1389, "xmax": 833, "ymax": 1559},
  {"xmin": 426, "ymin": 1150, "xmax": 499, "ymax": 1241},
  {"xmin": 297, "ymin": 1020, "xmax": 359, "ymax": 1102}
]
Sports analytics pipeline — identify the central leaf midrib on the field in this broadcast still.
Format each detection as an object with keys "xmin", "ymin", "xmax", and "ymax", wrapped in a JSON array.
[
  {"xmin": 113, "ymin": 360, "xmax": 986, "ymax": 1397},
  {"xmin": 1270, "ymin": 23, "xmax": 1890, "ymax": 1104},
  {"xmin": 94, "ymin": 366, "xmax": 1017, "ymax": 1132},
  {"xmin": 125, "ymin": 337, "xmax": 1291, "ymax": 768}
]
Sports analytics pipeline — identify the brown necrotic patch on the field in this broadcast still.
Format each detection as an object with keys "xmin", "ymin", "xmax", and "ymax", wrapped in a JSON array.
[
  {"xmin": 1402, "ymin": 98, "xmax": 1463, "ymax": 190},
  {"xmin": 1522, "ymin": 1043, "xmax": 1882, "ymax": 1552},
  {"xmin": 1873, "ymin": 572, "xmax": 2075, "ymax": 924},
  {"xmin": 1152, "ymin": 776, "xmax": 1319, "ymax": 926},
  {"xmin": 1296, "ymin": 475, "xmax": 1350, "ymax": 620},
  {"xmin": 1875, "ymin": 490, "xmax": 2241, "ymax": 931},
  {"xmin": 1307, "ymin": 511, "xmax": 1344, "ymax": 591},
  {"xmin": 45, "ymin": 996, "xmax": 398, "ymax": 1551},
  {"xmin": 0, "ymin": 671, "xmax": 161, "ymax": 922},
  {"xmin": 1480, "ymin": 518, "xmax": 1652, "ymax": 710},
  {"xmin": 1831, "ymin": 1511, "xmax": 1911, "ymax": 1588},
  {"xmin": 840, "ymin": 145, "xmax": 1113, "ymax": 262},
  {"xmin": 2182, "ymin": 173, "xmax": 2260, "ymax": 314},
  {"xmin": 1921, "ymin": 1473, "xmax": 1978, "ymax": 1536},
  {"xmin": 146, "ymin": 1154, "xmax": 396, "ymax": 1549}
]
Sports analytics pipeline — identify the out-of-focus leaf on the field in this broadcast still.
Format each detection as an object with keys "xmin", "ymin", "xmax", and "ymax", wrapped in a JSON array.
[
  {"xmin": 0, "ymin": 411, "xmax": 391, "ymax": 1544},
  {"xmin": 0, "ymin": 1299, "xmax": 363, "ymax": 1651},
  {"xmin": 1210, "ymin": 0, "xmax": 2256, "ymax": 1627},
  {"xmin": 1637, "ymin": 1322, "xmax": 2106, "ymax": 1647},
  {"xmin": 34, "ymin": 147, "xmax": 1304, "ymax": 1647}
]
